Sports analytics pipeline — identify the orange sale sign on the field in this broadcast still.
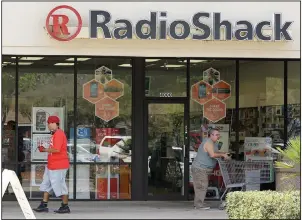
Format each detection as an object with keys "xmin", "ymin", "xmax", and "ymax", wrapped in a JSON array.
[{"xmin": 203, "ymin": 98, "xmax": 226, "ymax": 123}]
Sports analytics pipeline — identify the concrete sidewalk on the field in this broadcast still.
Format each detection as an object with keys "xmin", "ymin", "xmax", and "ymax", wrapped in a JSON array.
[{"xmin": 2, "ymin": 201, "xmax": 228, "ymax": 219}]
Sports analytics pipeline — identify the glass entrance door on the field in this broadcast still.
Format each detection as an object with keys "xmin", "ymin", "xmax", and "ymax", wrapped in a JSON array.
[{"xmin": 146, "ymin": 101, "xmax": 189, "ymax": 200}]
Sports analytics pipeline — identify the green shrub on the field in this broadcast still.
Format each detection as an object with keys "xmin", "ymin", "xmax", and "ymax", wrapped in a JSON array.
[
  {"xmin": 275, "ymin": 137, "xmax": 300, "ymax": 171},
  {"xmin": 226, "ymin": 191, "xmax": 300, "ymax": 219}
]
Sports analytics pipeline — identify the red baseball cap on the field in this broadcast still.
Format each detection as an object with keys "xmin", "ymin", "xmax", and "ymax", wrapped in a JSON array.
[{"xmin": 47, "ymin": 116, "xmax": 60, "ymax": 124}]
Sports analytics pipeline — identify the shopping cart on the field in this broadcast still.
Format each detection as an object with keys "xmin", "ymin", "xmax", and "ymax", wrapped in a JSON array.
[{"xmin": 216, "ymin": 158, "xmax": 274, "ymax": 210}]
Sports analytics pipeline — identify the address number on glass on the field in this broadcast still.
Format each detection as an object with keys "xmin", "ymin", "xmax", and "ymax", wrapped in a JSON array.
[{"xmin": 160, "ymin": 93, "xmax": 173, "ymax": 97}]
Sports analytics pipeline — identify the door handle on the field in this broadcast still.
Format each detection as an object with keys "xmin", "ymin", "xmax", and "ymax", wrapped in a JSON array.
[
  {"xmin": 184, "ymin": 124, "xmax": 188, "ymax": 159},
  {"xmin": 183, "ymin": 144, "xmax": 188, "ymax": 159}
]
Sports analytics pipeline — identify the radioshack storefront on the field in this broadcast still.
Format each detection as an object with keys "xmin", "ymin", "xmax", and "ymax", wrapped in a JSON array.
[{"xmin": 2, "ymin": 2, "xmax": 300, "ymax": 201}]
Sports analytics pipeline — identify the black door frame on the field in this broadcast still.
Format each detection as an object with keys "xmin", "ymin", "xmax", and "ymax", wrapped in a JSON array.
[
  {"xmin": 131, "ymin": 58, "xmax": 191, "ymax": 201},
  {"xmin": 143, "ymin": 98, "xmax": 190, "ymax": 200}
]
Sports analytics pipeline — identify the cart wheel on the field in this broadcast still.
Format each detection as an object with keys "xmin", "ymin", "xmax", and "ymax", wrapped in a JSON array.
[{"xmin": 219, "ymin": 202, "xmax": 226, "ymax": 210}]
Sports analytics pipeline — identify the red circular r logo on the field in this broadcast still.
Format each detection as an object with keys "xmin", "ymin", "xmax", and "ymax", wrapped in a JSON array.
[{"xmin": 46, "ymin": 5, "xmax": 82, "ymax": 41}]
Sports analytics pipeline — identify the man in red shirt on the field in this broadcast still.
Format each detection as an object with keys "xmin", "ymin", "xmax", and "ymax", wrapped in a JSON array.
[{"xmin": 33, "ymin": 116, "xmax": 70, "ymax": 214}]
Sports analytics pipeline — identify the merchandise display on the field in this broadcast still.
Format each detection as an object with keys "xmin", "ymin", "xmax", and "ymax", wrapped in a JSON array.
[
  {"xmin": 31, "ymin": 107, "xmax": 65, "ymax": 162},
  {"xmin": 95, "ymin": 163, "xmax": 131, "ymax": 200}
]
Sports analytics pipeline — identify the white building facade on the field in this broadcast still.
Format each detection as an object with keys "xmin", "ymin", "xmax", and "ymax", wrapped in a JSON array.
[{"xmin": 2, "ymin": 2, "xmax": 300, "ymax": 201}]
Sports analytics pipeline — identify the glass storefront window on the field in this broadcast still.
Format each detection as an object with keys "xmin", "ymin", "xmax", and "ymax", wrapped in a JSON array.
[
  {"xmin": 190, "ymin": 60, "xmax": 236, "ymax": 151},
  {"xmin": 2, "ymin": 56, "xmax": 299, "ymax": 201},
  {"xmin": 147, "ymin": 103, "xmax": 185, "ymax": 197},
  {"xmin": 2, "ymin": 56, "xmax": 18, "ymax": 195},
  {"xmin": 145, "ymin": 58, "xmax": 187, "ymax": 97},
  {"xmin": 68, "ymin": 164, "xmax": 131, "ymax": 199},
  {"xmin": 239, "ymin": 61, "xmax": 284, "ymax": 158},
  {"xmin": 287, "ymin": 61, "xmax": 300, "ymax": 139},
  {"xmin": 189, "ymin": 59, "xmax": 236, "ymax": 200},
  {"xmin": 76, "ymin": 58, "xmax": 132, "ymax": 199},
  {"xmin": 2, "ymin": 56, "xmax": 17, "ymax": 166},
  {"xmin": 17, "ymin": 56, "xmax": 74, "ymax": 198}
]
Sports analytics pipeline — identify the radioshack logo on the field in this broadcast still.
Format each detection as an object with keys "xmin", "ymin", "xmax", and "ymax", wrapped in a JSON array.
[
  {"xmin": 45, "ymin": 5, "xmax": 82, "ymax": 41},
  {"xmin": 45, "ymin": 5, "xmax": 293, "ymax": 42}
]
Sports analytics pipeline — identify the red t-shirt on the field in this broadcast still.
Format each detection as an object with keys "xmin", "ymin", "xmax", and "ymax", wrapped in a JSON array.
[{"xmin": 47, "ymin": 129, "xmax": 69, "ymax": 170}]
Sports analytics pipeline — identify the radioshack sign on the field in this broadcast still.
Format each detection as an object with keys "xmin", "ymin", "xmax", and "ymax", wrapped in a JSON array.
[{"xmin": 45, "ymin": 5, "xmax": 293, "ymax": 42}]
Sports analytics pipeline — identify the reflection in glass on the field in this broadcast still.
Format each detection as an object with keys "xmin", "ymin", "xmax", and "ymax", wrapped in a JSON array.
[
  {"xmin": 2, "ymin": 56, "xmax": 18, "ymax": 195},
  {"xmin": 145, "ymin": 59, "xmax": 187, "ymax": 97},
  {"xmin": 287, "ymin": 61, "xmax": 300, "ymax": 139},
  {"xmin": 69, "ymin": 164, "xmax": 131, "ymax": 200},
  {"xmin": 76, "ymin": 58, "xmax": 132, "ymax": 199},
  {"xmin": 13, "ymin": 56, "xmax": 75, "ymax": 198},
  {"xmin": 17, "ymin": 56, "xmax": 74, "ymax": 163},
  {"xmin": 2, "ymin": 56, "xmax": 17, "ymax": 165},
  {"xmin": 148, "ymin": 103, "xmax": 185, "ymax": 197},
  {"xmin": 189, "ymin": 60, "xmax": 236, "ymax": 200},
  {"xmin": 239, "ymin": 61, "xmax": 284, "ymax": 146},
  {"xmin": 238, "ymin": 61, "xmax": 284, "ymax": 191}
]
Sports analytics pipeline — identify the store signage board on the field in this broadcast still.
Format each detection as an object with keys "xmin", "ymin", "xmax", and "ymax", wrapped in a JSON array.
[
  {"xmin": 245, "ymin": 170, "xmax": 261, "ymax": 191},
  {"xmin": 82, "ymin": 66, "xmax": 123, "ymax": 122},
  {"xmin": 31, "ymin": 134, "xmax": 51, "ymax": 161},
  {"xmin": 31, "ymin": 107, "xmax": 64, "ymax": 162},
  {"xmin": 69, "ymin": 165, "xmax": 90, "ymax": 199},
  {"xmin": 95, "ymin": 97, "xmax": 120, "ymax": 122},
  {"xmin": 244, "ymin": 137, "xmax": 275, "ymax": 161},
  {"xmin": 32, "ymin": 107, "xmax": 65, "ymax": 133},
  {"xmin": 2, "ymin": 169, "xmax": 36, "ymax": 219},
  {"xmin": 191, "ymin": 67, "xmax": 230, "ymax": 123},
  {"xmin": 203, "ymin": 98, "xmax": 226, "ymax": 123},
  {"xmin": 45, "ymin": 5, "xmax": 293, "ymax": 42}
]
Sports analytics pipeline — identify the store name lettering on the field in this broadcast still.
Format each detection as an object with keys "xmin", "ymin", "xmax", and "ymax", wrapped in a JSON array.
[{"xmin": 89, "ymin": 11, "xmax": 293, "ymax": 41}]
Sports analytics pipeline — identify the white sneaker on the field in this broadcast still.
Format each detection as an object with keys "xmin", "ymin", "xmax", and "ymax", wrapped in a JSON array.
[{"xmin": 194, "ymin": 205, "xmax": 210, "ymax": 210}]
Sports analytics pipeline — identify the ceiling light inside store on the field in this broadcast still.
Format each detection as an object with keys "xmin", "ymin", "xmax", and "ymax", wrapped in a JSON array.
[
  {"xmin": 180, "ymin": 60, "xmax": 207, "ymax": 63},
  {"xmin": 19, "ymin": 62, "xmax": 34, "ymax": 65},
  {"xmin": 160, "ymin": 64, "xmax": 185, "ymax": 68},
  {"xmin": 11, "ymin": 62, "xmax": 33, "ymax": 65},
  {"xmin": 20, "ymin": 57, "xmax": 44, "ymax": 61},
  {"xmin": 2, "ymin": 62, "xmax": 11, "ymax": 67},
  {"xmin": 54, "ymin": 63, "xmax": 74, "ymax": 66},
  {"xmin": 66, "ymin": 58, "xmax": 91, "ymax": 61},
  {"xmin": 119, "ymin": 64, "xmax": 132, "ymax": 67},
  {"xmin": 146, "ymin": 64, "xmax": 156, "ymax": 68},
  {"xmin": 146, "ymin": 59, "xmax": 160, "ymax": 62}
]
